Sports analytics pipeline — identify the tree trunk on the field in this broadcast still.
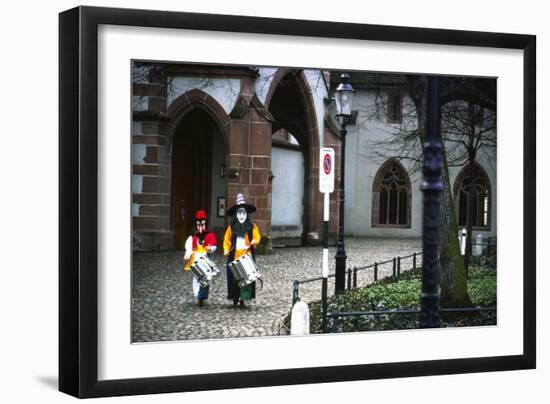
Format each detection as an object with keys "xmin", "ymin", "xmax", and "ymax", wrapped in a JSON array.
[
  {"xmin": 408, "ymin": 75, "xmax": 472, "ymax": 308},
  {"xmin": 438, "ymin": 149, "xmax": 472, "ymax": 308},
  {"xmin": 464, "ymin": 189, "xmax": 474, "ymax": 277}
]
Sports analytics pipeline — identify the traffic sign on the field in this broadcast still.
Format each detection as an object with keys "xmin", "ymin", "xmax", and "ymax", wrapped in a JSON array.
[{"xmin": 319, "ymin": 147, "xmax": 335, "ymax": 193}]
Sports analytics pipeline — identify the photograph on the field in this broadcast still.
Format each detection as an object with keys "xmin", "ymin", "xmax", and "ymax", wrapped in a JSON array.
[
  {"xmin": 2, "ymin": 0, "xmax": 546, "ymax": 402},
  {"xmin": 131, "ymin": 61, "xmax": 497, "ymax": 342},
  {"xmin": 52, "ymin": 2, "xmax": 539, "ymax": 400}
]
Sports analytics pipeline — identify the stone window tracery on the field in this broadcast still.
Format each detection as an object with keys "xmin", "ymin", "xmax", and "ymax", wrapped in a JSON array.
[
  {"xmin": 372, "ymin": 159, "xmax": 411, "ymax": 227},
  {"xmin": 454, "ymin": 163, "xmax": 491, "ymax": 230}
]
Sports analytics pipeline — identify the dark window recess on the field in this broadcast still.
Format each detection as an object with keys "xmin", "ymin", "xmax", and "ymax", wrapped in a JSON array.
[
  {"xmin": 469, "ymin": 103, "xmax": 485, "ymax": 127},
  {"xmin": 387, "ymin": 92, "xmax": 403, "ymax": 123},
  {"xmin": 455, "ymin": 163, "xmax": 491, "ymax": 229},
  {"xmin": 398, "ymin": 189, "xmax": 407, "ymax": 224},
  {"xmin": 380, "ymin": 191, "xmax": 388, "ymax": 224},
  {"xmin": 373, "ymin": 160, "xmax": 411, "ymax": 227}
]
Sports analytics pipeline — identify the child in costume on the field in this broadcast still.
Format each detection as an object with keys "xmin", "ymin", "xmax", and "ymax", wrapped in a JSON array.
[
  {"xmin": 223, "ymin": 193, "xmax": 261, "ymax": 308},
  {"xmin": 184, "ymin": 210, "xmax": 217, "ymax": 306}
]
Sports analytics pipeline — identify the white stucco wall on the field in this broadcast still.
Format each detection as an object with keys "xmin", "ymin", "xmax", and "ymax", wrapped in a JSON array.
[
  {"xmin": 133, "ymin": 64, "xmax": 151, "ymax": 84},
  {"xmin": 341, "ymin": 88, "xmax": 497, "ymax": 239},
  {"xmin": 132, "ymin": 144, "xmax": 147, "ymax": 165},
  {"xmin": 341, "ymin": 90, "xmax": 422, "ymax": 237},
  {"xmin": 166, "ymin": 77, "xmax": 241, "ymax": 114},
  {"xmin": 271, "ymin": 146, "xmax": 305, "ymax": 238},
  {"xmin": 255, "ymin": 67, "xmax": 278, "ymax": 105},
  {"xmin": 132, "ymin": 95, "xmax": 148, "ymax": 111}
]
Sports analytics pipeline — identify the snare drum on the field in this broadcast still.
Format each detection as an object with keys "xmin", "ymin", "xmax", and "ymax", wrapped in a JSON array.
[
  {"xmin": 229, "ymin": 253, "xmax": 261, "ymax": 288},
  {"xmin": 189, "ymin": 255, "xmax": 220, "ymax": 287}
]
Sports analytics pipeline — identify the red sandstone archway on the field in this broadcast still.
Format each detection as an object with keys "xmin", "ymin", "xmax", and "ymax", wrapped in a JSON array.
[
  {"xmin": 166, "ymin": 89, "xmax": 230, "ymax": 249},
  {"xmin": 265, "ymin": 69, "xmax": 321, "ymax": 245},
  {"xmin": 167, "ymin": 88, "xmax": 231, "ymax": 151}
]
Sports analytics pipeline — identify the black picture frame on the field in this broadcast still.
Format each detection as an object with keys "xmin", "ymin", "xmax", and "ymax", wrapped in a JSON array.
[{"xmin": 59, "ymin": 5, "xmax": 536, "ymax": 398}]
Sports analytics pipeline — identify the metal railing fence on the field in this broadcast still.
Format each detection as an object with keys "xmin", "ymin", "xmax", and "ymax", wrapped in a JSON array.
[
  {"xmin": 330, "ymin": 306, "xmax": 497, "ymax": 333},
  {"xmin": 292, "ymin": 252, "xmax": 423, "ymax": 306}
]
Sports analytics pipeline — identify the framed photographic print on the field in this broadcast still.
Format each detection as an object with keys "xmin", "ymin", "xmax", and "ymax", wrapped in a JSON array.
[{"xmin": 59, "ymin": 5, "xmax": 536, "ymax": 399}]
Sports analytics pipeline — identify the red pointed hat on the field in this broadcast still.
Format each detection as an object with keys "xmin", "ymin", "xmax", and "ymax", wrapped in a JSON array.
[
  {"xmin": 227, "ymin": 193, "xmax": 256, "ymax": 216},
  {"xmin": 195, "ymin": 210, "xmax": 207, "ymax": 220}
]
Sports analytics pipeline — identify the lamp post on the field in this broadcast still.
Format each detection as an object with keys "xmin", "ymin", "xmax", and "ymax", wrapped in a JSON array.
[{"xmin": 334, "ymin": 73, "xmax": 354, "ymax": 295}]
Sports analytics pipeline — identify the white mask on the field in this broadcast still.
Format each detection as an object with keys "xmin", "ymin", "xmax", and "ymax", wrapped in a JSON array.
[
  {"xmin": 196, "ymin": 219, "xmax": 206, "ymax": 234},
  {"xmin": 237, "ymin": 207, "xmax": 247, "ymax": 224}
]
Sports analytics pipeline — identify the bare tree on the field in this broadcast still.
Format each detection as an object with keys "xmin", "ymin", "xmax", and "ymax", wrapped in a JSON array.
[
  {"xmin": 358, "ymin": 73, "xmax": 496, "ymax": 307},
  {"xmin": 442, "ymin": 100, "xmax": 496, "ymax": 275}
]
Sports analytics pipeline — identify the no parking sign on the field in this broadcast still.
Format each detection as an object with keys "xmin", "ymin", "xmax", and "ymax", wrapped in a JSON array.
[
  {"xmin": 318, "ymin": 147, "xmax": 335, "ymax": 310},
  {"xmin": 319, "ymin": 147, "xmax": 335, "ymax": 193}
]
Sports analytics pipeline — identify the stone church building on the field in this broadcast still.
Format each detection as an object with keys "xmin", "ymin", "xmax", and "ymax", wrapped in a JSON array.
[{"xmin": 132, "ymin": 63, "xmax": 496, "ymax": 251}]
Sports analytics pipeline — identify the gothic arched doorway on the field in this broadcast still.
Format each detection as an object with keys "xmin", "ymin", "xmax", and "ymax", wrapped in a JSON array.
[
  {"xmin": 171, "ymin": 108, "xmax": 226, "ymax": 250},
  {"xmin": 266, "ymin": 69, "xmax": 320, "ymax": 246}
]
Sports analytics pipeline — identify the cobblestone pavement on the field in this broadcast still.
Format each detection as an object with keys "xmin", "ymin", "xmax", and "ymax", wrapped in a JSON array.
[{"xmin": 132, "ymin": 237, "xmax": 421, "ymax": 342}]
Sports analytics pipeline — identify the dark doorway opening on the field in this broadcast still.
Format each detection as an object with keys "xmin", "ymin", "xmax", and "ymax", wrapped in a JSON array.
[{"xmin": 171, "ymin": 108, "xmax": 216, "ymax": 250}]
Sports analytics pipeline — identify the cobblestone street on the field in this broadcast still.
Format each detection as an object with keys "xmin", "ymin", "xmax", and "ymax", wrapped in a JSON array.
[{"xmin": 132, "ymin": 237, "xmax": 421, "ymax": 342}]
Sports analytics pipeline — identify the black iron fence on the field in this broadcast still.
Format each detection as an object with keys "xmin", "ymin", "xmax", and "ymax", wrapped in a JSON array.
[
  {"xmin": 330, "ymin": 306, "xmax": 497, "ymax": 333},
  {"xmin": 292, "ymin": 252, "xmax": 423, "ymax": 306},
  {"xmin": 469, "ymin": 237, "xmax": 497, "ymax": 268},
  {"xmin": 290, "ymin": 246, "xmax": 497, "ymax": 333}
]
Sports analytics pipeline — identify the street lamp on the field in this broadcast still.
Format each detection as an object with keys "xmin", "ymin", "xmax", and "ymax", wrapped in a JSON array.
[{"xmin": 334, "ymin": 73, "xmax": 354, "ymax": 295}]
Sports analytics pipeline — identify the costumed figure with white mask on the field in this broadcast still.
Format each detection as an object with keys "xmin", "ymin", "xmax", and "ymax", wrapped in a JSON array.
[
  {"xmin": 183, "ymin": 210, "xmax": 218, "ymax": 306},
  {"xmin": 223, "ymin": 193, "xmax": 261, "ymax": 308}
]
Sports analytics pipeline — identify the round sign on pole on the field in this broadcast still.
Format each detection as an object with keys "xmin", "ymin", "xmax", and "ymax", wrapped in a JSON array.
[
  {"xmin": 323, "ymin": 153, "xmax": 332, "ymax": 175},
  {"xmin": 319, "ymin": 147, "xmax": 335, "ymax": 193}
]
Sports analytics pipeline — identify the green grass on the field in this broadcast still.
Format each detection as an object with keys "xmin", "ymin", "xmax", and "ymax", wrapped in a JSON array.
[{"xmin": 285, "ymin": 266, "xmax": 496, "ymax": 334}]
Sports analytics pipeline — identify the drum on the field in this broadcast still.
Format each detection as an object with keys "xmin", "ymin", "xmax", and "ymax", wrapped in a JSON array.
[
  {"xmin": 229, "ymin": 253, "xmax": 261, "ymax": 288},
  {"xmin": 189, "ymin": 256, "xmax": 220, "ymax": 287}
]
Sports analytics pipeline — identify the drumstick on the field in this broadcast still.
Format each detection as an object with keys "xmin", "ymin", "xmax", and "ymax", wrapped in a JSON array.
[{"xmin": 225, "ymin": 243, "xmax": 254, "ymax": 255}]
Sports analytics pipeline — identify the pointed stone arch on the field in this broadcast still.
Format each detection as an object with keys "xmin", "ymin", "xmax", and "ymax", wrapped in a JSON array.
[
  {"xmin": 166, "ymin": 88, "xmax": 231, "ymax": 152},
  {"xmin": 165, "ymin": 89, "xmax": 231, "ymax": 248},
  {"xmin": 265, "ymin": 68, "xmax": 322, "ymax": 245}
]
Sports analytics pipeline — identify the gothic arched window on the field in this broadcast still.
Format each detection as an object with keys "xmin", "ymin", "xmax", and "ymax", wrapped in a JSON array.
[
  {"xmin": 454, "ymin": 163, "xmax": 491, "ymax": 230},
  {"xmin": 372, "ymin": 159, "xmax": 411, "ymax": 227}
]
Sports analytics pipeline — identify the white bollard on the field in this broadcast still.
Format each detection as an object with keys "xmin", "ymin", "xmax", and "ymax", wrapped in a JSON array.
[
  {"xmin": 459, "ymin": 228, "xmax": 467, "ymax": 255},
  {"xmin": 474, "ymin": 233, "xmax": 483, "ymax": 256},
  {"xmin": 290, "ymin": 300, "xmax": 310, "ymax": 335}
]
